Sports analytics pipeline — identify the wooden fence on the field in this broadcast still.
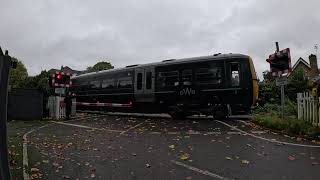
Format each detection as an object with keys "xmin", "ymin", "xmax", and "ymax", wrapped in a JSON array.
[{"xmin": 297, "ymin": 92, "xmax": 320, "ymax": 127}]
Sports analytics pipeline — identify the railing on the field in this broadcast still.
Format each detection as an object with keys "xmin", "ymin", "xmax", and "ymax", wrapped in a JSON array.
[{"xmin": 297, "ymin": 92, "xmax": 320, "ymax": 127}]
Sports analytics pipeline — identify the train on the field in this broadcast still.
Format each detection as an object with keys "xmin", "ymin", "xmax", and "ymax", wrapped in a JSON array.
[{"xmin": 70, "ymin": 53, "xmax": 258, "ymax": 119}]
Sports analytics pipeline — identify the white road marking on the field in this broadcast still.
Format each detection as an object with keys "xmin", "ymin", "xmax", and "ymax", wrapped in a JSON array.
[
  {"xmin": 23, "ymin": 124, "xmax": 51, "ymax": 180},
  {"xmin": 216, "ymin": 120, "xmax": 320, "ymax": 148},
  {"xmin": 227, "ymin": 131, "xmax": 242, "ymax": 135},
  {"xmin": 150, "ymin": 132, "xmax": 162, "ymax": 135},
  {"xmin": 186, "ymin": 131, "xmax": 201, "ymax": 135},
  {"xmin": 168, "ymin": 132, "xmax": 180, "ymax": 135},
  {"xmin": 52, "ymin": 121, "xmax": 104, "ymax": 130},
  {"xmin": 207, "ymin": 132, "xmax": 222, "ymax": 135},
  {"xmin": 119, "ymin": 121, "xmax": 144, "ymax": 135},
  {"xmin": 171, "ymin": 160, "xmax": 233, "ymax": 180},
  {"xmin": 51, "ymin": 121, "xmax": 124, "ymax": 132}
]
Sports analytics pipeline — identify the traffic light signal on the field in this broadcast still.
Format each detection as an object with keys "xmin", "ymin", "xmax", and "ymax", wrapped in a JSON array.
[
  {"xmin": 266, "ymin": 48, "xmax": 291, "ymax": 76},
  {"xmin": 51, "ymin": 71, "xmax": 71, "ymax": 87}
]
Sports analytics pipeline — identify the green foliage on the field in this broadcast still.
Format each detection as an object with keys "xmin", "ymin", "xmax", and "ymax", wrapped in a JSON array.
[
  {"xmin": 258, "ymin": 68, "xmax": 309, "ymax": 106},
  {"xmin": 87, "ymin": 61, "xmax": 114, "ymax": 72},
  {"xmin": 253, "ymin": 113, "xmax": 320, "ymax": 137},
  {"xmin": 286, "ymin": 68, "xmax": 309, "ymax": 101},
  {"xmin": 9, "ymin": 58, "xmax": 28, "ymax": 88},
  {"xmin": 9, "ymin": 59, "xmax": 51, "ymax": 94}
]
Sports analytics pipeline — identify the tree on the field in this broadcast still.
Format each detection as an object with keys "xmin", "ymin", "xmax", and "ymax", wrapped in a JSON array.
[
  {"xmin": 286, "ymin": 68, "xmax": 309, "ymax": 101},
  {"xmin": 87, "ymin": 61, "xmax": 114, "ymax": 72},
  {"xmin": 9, "ymin": 58, "xmax": 28, "ymax": 88}
]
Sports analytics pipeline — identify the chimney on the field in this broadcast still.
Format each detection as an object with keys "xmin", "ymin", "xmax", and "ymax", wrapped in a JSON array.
[{"xmin": 309, "ymin": 54, "xmax": 319, "ymax": 78}]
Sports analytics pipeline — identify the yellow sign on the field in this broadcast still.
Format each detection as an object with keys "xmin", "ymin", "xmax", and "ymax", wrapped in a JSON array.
[{"xmin": 312, "ymin": 88, "xmax": 317, "ymax": 97}]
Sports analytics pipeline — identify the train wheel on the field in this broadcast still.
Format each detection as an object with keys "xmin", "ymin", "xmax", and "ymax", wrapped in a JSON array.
[
  {"xmin": 168, "ymin": 110, "xmax": 186, "ymax": 120},
  {"xmin": 212, "ymin": 105, "xmax": 229, "ymax": 120}
]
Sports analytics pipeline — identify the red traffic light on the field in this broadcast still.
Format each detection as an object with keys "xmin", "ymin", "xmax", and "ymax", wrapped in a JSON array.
[{"xmin": 56, "ymin": 74, "xmax": 62, "ymax": 79}]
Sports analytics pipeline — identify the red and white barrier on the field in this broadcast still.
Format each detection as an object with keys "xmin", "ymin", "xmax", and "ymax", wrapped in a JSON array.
[{"xmin": 75, "ymin": 101, "xmax": 132, "ymax": 108}]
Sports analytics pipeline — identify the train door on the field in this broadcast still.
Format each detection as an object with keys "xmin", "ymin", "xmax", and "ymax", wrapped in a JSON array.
[{"xmin": 134, "ymin": 67, "xmax": 155, "ymax": 102}]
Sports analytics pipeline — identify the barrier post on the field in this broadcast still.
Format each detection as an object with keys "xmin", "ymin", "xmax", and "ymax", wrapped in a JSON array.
[{"xmin": 0, "ymin": 47, "xmax": 14, "ymax": 180}]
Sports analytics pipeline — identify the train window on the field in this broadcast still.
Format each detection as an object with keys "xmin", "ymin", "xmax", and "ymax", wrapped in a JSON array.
[
  {"xmin": 182, "ymin": 69, "xmax": 192, "ymax": 81},
  {"xmin": 195, "ymin": 67, "xmax": 222, "ymax": 85},
  {"xmin": 118, "ymin": 77, "xmax": 132, "ymax": 89},
  {"xmin": 231, "ymin": 63, "xmax": 240, "ymax": 87},
  {"xmin": 102, "ymin": 79, "xmax": 114, "ymax": 89},
  {"xmin": 146, "ymin": 72, "xmax": 152, "ymax": 89},
  {"xmin": 137, "ymin": 73, "xmax": 143, "ymax": 90},
  {"xmin": 158, "ymin": 71, "xmax": 179, "ymax": 87},
  {"xmin": 90, "ymin": 80, "xmax": 101, "ymax": 89}
]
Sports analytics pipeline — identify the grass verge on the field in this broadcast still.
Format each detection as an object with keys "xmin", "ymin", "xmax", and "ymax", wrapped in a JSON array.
[{"xmin": 253, "ymin": 112, "xmax": 320, "ymax": 139}]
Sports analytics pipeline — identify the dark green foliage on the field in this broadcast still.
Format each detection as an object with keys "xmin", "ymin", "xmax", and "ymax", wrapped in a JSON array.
[
  {"xmin": 253, "ymin": 113, "xmax": 320, "ymax": 138},
  {"xmin": 258, "ymin": 69, "xmax": 309, "ymax": 106},
  {"xmin": 86, "ymin": 61, "xmax": 114, "ymax": 72},
  {"xmin": 286, "ymin": 68, "xmax": 309, "ymax": 102},
  {"xmin": 9, "ymin": 58, "xmax": 28, "ymax": 88}
]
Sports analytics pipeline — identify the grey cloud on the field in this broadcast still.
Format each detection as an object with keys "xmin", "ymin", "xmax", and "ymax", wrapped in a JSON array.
[{"xmin": 0, "ymin": 0, "xmax": 319, "ymax": 78}]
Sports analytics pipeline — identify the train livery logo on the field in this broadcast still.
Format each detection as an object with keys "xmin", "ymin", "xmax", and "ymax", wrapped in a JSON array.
[{"xmin": 180, "ymin": 88, "xmax": 195, "ymax": 96}]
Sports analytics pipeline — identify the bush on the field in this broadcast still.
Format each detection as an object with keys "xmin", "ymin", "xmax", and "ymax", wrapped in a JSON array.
[{"xmin": 253, "ymin": 113, "xmax": 320, "ymax": 138}]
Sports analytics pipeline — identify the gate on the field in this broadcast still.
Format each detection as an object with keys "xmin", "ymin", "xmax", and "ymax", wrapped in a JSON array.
[{"xmin": 297, "ymin": 92, "xmax": 320, "ymax": 127}]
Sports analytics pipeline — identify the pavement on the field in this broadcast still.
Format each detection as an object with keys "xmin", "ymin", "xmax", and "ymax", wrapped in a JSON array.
[{"xmin": 19, "ymin": 113, "xmax": 320, "ymax": 180}]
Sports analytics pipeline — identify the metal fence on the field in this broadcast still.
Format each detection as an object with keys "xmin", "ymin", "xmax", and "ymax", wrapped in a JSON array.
[{"xmin": 297, "ymin": 92, "xmax": 320, "ymax": 127}]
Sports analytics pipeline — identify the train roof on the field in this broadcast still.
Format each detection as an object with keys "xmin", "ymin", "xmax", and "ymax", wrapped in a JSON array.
[{"xmin": 73, "ymin": 53, "xmax": 249, "ymax": 79}]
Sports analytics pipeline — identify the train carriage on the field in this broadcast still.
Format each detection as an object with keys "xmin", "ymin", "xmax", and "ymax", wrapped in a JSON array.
[{"xmin": 71, "ymin": 53, "xmax": 258, "ymax": 119}]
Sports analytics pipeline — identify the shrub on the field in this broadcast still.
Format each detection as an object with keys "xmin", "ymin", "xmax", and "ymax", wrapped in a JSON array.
[{"xmin": 253, "ymin": 113, "xmax": 320, "ymax": 138}]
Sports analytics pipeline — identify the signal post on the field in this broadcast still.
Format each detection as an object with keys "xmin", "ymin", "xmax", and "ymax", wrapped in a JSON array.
[
  {"xmin": 48, "ymin": 71, "xmax": 72, "ymax": 119},
  {"xmin": 266, "ymin": 42, "xmax": 291, "ymax": 119}
]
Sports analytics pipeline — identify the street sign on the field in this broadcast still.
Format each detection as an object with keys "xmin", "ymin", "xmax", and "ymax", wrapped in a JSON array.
[
  {"xmin": 55, "ymin": 87, "xmax": 66, "ymax": 95},
  {"xmin": 276, "ymin": 76, "xmax": 288, "ymax": 86}
]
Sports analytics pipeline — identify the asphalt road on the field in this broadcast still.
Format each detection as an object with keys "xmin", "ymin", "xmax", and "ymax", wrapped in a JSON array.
[{"xmin": 24, "ymin": 113, "xmax": 320, "ymax": 180}]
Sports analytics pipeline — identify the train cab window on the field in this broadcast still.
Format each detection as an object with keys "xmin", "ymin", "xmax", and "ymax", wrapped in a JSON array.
[
  {"xmin": 195, "ymin": 67, "xmax": 222, "ymax": 85},
  {"xmin": 137, "ymin": 73, "xmax": 143, "ymax": 90},
  {"xmin": 90, "ymin": 80, "xmax": 101, "ymax": 89},
  {"xmin": 158, "ymin": 71, "xmax": 179, "ymax": 87},
  {"xmin": 182, "ymin": 69, "xmax": 192, "ymax": 85},
  {"xmin": 146, "ymin": 72, "xmax": 152, "ymax": 89},
  {"xmin": 231, "ymin": 63, "xmax": 240, "ymax": 87},
  {"xmin": 102, "ymin": 79, "xmax": 114, "ymax": 89},
  {"xmin": 118, "ymin": 77, "xmax": 132, "ymax": 89}
]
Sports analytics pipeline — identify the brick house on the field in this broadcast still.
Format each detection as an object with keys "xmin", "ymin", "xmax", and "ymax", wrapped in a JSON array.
[
  {"xmin": 288, "ymin": 54, "xmax": 319, "ymax": 80},
  {"xmin": 49, "ymin": 66, "xmax": 83, "ymax": 76}
]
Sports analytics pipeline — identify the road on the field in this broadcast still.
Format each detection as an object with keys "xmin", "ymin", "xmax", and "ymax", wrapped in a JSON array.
[{"xmin": 22, "ymin": 113, "xmax": 320, "ymax": 180}]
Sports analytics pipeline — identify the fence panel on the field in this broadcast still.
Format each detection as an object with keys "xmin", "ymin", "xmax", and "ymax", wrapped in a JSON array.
[{"xmin": 297, "ymin": 92, "xmax": 320, "ymax": 127}]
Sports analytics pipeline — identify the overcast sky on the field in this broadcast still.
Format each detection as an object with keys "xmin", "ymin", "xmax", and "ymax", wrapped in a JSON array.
[{"xmin": 0, "ymin": 0, "xmax": 319, "ymax": 78}]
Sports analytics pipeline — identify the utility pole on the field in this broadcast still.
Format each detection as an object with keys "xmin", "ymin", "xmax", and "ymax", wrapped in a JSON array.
[
  {"xmin": 0, "ymin": 47, "xmax": 15, "ymax": 180},
  {"xmin": 275, "ymin": 42, "xmax": 285, "ymax": 120}
]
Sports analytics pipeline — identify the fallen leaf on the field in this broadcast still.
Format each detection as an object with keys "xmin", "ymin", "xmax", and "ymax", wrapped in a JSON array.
[
  {"xmin": 288, "ymin": 156, "xmax": 295, "ymax": 161},
  {"xmin": 63, "ymin": 175, "xmax": 70, "ymax": 179},
  {"xmin": 52, "ymin": 162, "xmax": 59, "ymax": 167},
  {"xmin": 180, "ymin": 153, "xmax": 190, "ymax": 160},
  {"xmin": 42, "ymin": 160, "xmax": 49, "ymax": 164},
  {"xmin": 31, "ymin": 168, "xmax": 40, "ymax": 173},
  {"xmin": 225, "ymin": 156, "xmax": 233, "ymax": 160},
  {"xmin": 241, "ymin": 160, "xmax": 250, "ymax": 164},
  {"xmin": 90, "ymin": 173, "xmax": 96, "ymax": 178}
]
